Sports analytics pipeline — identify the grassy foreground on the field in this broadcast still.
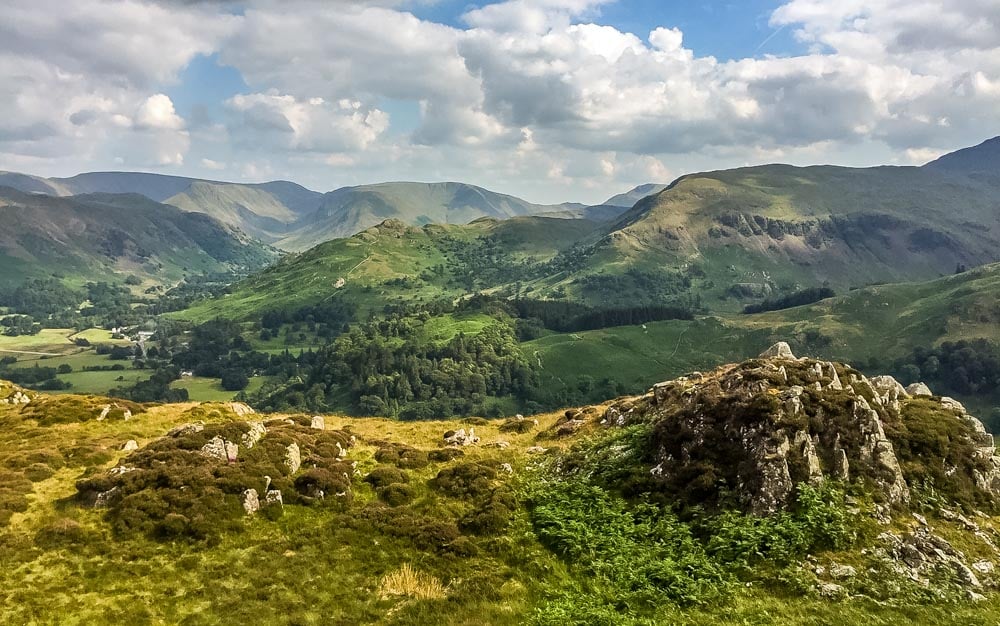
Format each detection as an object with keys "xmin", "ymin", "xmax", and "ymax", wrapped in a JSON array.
[{"xmin": 1, "ymin": 379, "xmax": 1000, "ymax": 625}]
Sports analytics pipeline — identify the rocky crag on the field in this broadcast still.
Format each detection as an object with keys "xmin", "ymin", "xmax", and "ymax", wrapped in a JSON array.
[{"xmin": 600, "ymin": 342, "xmax": 1000, "ymax": 516}]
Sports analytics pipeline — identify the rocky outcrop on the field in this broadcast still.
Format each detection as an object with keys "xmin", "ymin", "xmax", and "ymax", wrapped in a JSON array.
[
  {"xmin": 241, "ymin": 422, "xmax": 267, "ymax": 449},
  {"xmin": 759, "ymin": 342, "xmax": 796, "ymax": 359},
  {"xmin": 444, "ymin": 428, "xmax": 480, "ymax": 447},
  {"xmin": 0, "ymin": 383, "xmax": 33, "ymax": 405},
  {"xmin": 601, "ymin": 351, "xmax": 1000, "ymax": 515},
  {"xmin": 201, "ymin": 436, "xmax": 239, "ymax": 463}
]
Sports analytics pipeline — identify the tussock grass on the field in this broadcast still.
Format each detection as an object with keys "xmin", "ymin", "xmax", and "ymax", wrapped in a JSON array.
[{"xmin": 378, "ymin": 563, "xmax": 448, "ymax": 600}]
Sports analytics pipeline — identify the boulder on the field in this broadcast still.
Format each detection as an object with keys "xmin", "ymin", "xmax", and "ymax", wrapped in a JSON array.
[
  {"xmin": 168, "ymin": 422, "xmax": 205, "ymax": 437},
  {"xmin": 201, "ymin": 436, "xmax": 239, "ymax": 462},
  {"xmin": 759, "ymin": 342, "xmax": 796, "ymax": 359},
  {"xmin": 284, "ymin": 443, "xmax": 301, "ymax": 474},
  {"xmin": 310, "ymin": 415, "xmax": 326, "ymax": 430},
  {"xmin": 230, "ymin": 402, "xmax": 255, "ymax": 417},
  {"xmin": 906, "ymin": 382, "xmax": 933, "ymax": 396},
  {"xmin": 829, "ymin": 564, "xmax": 857, "ymax": 579},
  {"xmin": 265, "ymin": 489, "xmax": 283, "ymax": 507},
  {"xmin": 241, "ymin": 422, "xmax": 267, "ymax": 449},
  {"xmin": 121, "ymin": 439, "xmax": 139, "ymax": 452},
  {"xmin": 444, "ymin": 428, "xmax": 480, "ymax": 447},
  {"xmin": 816, "ymin": 583, "xmax": 846, "ymax": 599},
  {"xmin": 242, "ymin": 489, "xmax": 260, "ymax": 515}
]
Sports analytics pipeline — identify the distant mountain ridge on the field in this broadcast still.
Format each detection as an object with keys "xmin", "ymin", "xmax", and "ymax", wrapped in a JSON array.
[
  {"xmin": 924, "ymin": 136, "xmax": 1000, "ymax": 176},
  {"xmin": 0, "ymin": 171, "xmax": 639, "ymax": 250},
  {"xmin": 0, "ymin": 186, "xmax": 276, "ymax": 287}
]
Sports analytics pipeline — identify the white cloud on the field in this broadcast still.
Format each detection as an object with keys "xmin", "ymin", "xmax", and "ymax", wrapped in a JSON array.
[
  {"xmin": 226, "ymin": 91, "xmax": 389, "ymax": 153},
  {"xmin": 135, "ymin": 94, "xmax": 185, "ymax": 130},
  {"xmin": 1, "ymin": 0, "xmax": 999, "ymax": 203}
]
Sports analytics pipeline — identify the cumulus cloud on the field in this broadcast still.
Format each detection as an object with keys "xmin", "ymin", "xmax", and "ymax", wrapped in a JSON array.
[
  {"xmin": 1, "ymin": 0, "xmax": 999, "ymax": 202},
  {"xmin": 225, "ymin": 92, "xmax": 389, "ymax": 153}
]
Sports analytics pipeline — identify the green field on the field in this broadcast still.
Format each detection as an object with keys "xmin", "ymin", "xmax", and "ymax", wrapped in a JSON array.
[{"xmin": 170, "ymin": 376, "xmax": 267, "ymax": 402}]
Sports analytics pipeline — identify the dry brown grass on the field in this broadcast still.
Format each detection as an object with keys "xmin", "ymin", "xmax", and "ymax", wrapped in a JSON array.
[{"xmin": 378, "ymin": 563, "xmax": 447, "ymax": 600}]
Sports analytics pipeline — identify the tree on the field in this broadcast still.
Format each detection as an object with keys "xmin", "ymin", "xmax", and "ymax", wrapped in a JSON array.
[{"xmin": 221, "ymin": 369, "xmax": 250, "ymax": 391}]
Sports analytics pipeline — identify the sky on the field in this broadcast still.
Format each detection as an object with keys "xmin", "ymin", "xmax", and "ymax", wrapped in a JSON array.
[{"xmin": 1, "ymin": 0, "xmax": 998, "ymax": 204}]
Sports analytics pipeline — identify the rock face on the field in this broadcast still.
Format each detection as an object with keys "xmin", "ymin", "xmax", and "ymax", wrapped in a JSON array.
[{"xmin": 602, "ymin": 354, "xmax": 1000, "ymax": 515}]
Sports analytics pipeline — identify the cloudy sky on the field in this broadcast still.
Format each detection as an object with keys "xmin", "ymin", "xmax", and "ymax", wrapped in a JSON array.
[{"xmin": 1, "ymin": 0, "xmax": 998, "ymax": 203}]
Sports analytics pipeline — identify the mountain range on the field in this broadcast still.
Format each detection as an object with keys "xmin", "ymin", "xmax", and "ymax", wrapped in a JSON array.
[
  {"xmin": 0, "ymin": 187, "xmax": 277, "ymax": 288},
  {"xmin": 177, "ymin": 136, "xmax": 1000, "ymax": 321},
  {"xmin": 0, "ymin": 171, "xmax": 661, "ymax": 253}
]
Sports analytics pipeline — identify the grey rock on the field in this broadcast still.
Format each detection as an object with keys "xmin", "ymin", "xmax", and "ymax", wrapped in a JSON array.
[
  {"xmin": 759, "ymin": 342, "xmax": 796, "ymax": 359},
  {"xmin": 242, "ymin": 489, "xmax": 260, "ymax": 515},
  {"xmin": 310, "ymin": 415, "xmax": 326, "ymax": 430},
  {"xmin": 284, "ymin": 443, "xmax": 301, "ymax": 474},
  {"xmin": 201, "ymin": 436, "xmax": 239, "ymax": 462},
  {"xmin": 168, "ymin": 422, "xmax": 205, "ymax": 437},
  {"xmin": 121, "ymin": 439, "xmax": 139, "ymax": 452},
  {"xmin": 241, "ymin": 422, "xmax": 267, "ymax": 449},
  {"xmin": 265, "ymin": 489, "xmax": 283, "ymax": 507},
  {"xmin": 906, "ymin": 382, "xmax": 933, "ymax": 396},
  {"xmin": 829, "ymin": 564, "xmax": 857, "ymax": 579}
]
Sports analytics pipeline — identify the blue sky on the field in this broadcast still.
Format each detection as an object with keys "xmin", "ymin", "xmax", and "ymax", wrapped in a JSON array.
[{"xmin": 1, "ymin": 0, "xmax": 997, "ymax": 203}]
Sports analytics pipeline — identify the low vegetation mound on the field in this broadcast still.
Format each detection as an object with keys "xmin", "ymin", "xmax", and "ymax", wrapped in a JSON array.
[{"xmin": 75, "ymin": 410, "xmax": 356, "ymax": 540}]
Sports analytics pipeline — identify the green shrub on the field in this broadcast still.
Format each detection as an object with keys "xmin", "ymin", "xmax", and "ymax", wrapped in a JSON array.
[
  {"xmin": 431, "ymin": 462, "xmax": 497, "ymax": 499},
  {"xmin": 374, "ymin": 443, "xmax": 429, "ymax": 469},
  {"xmin": 459, "ymin": 488, "xmax": 516, "ymax": 535},
  {"xmin": 364, "ymin": 466, "xmax": 408, "ymax": 489},
  {"xmin": 528, "ymin": 480, "xmax": 728, "ymax": 610},
  {"xmin": 378, "ymin": 483, "xmax": 416, "ymax": 506},
  {"xmin": 428, "ymin": 448, "xmax": 464, "ymax": 463}
]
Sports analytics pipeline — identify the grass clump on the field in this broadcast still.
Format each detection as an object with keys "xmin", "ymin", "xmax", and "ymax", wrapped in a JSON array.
[{"xmin": 378, "ymin": 563, "xmax": 448, "ymax": 600}]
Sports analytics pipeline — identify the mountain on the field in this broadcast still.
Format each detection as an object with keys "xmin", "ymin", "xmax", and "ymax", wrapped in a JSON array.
[
  {"xmin": 578, "ymin": 163, "xmax": 1000, "ymax": 308},
  {"xmin": 0, "ymin": 171, "xmax": 324, "ymax": 244},
  {"xmin": 924, "ymin": 136, "xmax": 1000, "ymax": 175},
  {"xmin": 275, "ymin": 181, "xmax": 583, "ymax": 251},
  {"xmin": 0, "ymin": 187, "xmax": 277, "ymax": 287},
  {"xmin": 179, "ymin": 140, "xmax": 1000, "ymax": 322},
  {"xmin": 0, "ymin": 171, "xmax": 628, "ymax": 250},
  {"xmin": 163, "ymin": 180, "xmax": 320, "ymax": 243},
  {"xmin": 602, "ymin": 182, "xmax": 668, "ymax": 207},
  {"xmin": 180, "ymin": 215, "xmax": 601, "ymax": 321}
]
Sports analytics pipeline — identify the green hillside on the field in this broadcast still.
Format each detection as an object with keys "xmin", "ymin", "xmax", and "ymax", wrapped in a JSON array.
[
  {"xmin": 527, "ymin": 262, "xmax": 1000, "ymax": 417},
  {"xmin": 179, "ymin": 216, "xmax": 600, "ymax": 322},
  {"xmin": 276, "ymin": 181, "xmax": 584, "ymax": 251},
  {"xmin": 0, "ymin": 187, "xmax": 277, "ymax": 288}
]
